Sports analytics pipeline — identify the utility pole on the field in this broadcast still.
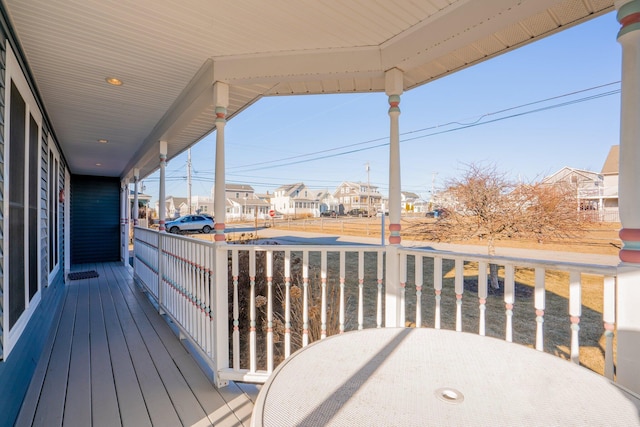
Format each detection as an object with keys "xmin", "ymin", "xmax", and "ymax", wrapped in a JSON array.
[
  {"xmin": 187, "ymin": 148, "xmax": 192, "ymax": 214},
  {"xmin": 431, "ymin": 172, "xmax": 438, "ymax": 209},
  {"xmin": 366, "ymin": 162, "xmax": 371, "ymax": 215}
]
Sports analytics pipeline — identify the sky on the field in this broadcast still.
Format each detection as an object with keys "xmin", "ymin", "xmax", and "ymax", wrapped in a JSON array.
[{"xmin": 140, "ymin": 11, "xmax": 622, "ymax": 204}]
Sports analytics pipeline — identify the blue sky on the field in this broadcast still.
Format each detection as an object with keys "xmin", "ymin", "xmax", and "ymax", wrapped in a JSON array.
[{"xmin": 142, "ymin": 11, "xmax": 621, "ymax": 203}]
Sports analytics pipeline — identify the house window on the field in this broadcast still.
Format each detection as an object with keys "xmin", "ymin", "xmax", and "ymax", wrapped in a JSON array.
[
  {"xmin": 346, "ymin": 188, "xmax": 350, "ymax": 193},
  {"xmin": 340, "ymin": 188, "xmax": 344, "ymax": 194},
  {"xmin": 236, "ymin": 192, "xmax": 239, "ymax": 198},
  {"xmin": 8, "ymin": 78, "xmax": 42, "ymax": 330}
]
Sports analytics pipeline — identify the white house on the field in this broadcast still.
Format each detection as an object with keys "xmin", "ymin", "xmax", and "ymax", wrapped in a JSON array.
[
  {"xmin": 272, "ymin": 183, "xmax": 320, "ymax": 218},
  {"xmin": 600, "ymin": 145, "xmax": 619, "ymax": 221}
]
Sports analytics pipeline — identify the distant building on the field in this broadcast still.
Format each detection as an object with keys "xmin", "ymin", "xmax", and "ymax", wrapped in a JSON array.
[
  {"xmin": 272, "ymin": 183, "xmax": 320, "ymax": 218},
  {"xmin": 333, "ymin": 181, "xmax": 382, "ymax": 215},
  {"xmin": 600, "ymin": 145, "xmax": 619, "ymax": 220},
  {"xmin": 401, "ymin": 191, "xmax": 420, "ymax": 213}
]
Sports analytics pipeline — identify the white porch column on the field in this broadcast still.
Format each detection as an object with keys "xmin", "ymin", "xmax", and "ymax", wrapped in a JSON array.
[
  {"xmin": 120, "ymin": 179, "xmax": 129, "ymax": 264},
  {"xmin": 158, "ymin": 141, "xmax": 168, "ymax": 232},
  {"xmin": 616, "ymin": 0, "xmax": 640, "ymax": 394},
  {"xmin": 213, "ymin": 83, "xmax": 228, "ymax": 242},
  {"xmin": 133, "ymin": 168, "xmax": 140, "ymax": 226},
  {"xmin": 213, "ymin": 82, "xmax": 230, "ymax": 387},
  {"xmin": 384, "ymin": 68, "xmax": 404, "ymax": 328}
]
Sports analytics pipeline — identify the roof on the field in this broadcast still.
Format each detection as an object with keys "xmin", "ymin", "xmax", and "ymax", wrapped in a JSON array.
[
  {"xmin": 402, "ymin": 191, "xmax": 420, "ymax": 199},
  {"xmin": 274, "ymin": 183, "xmax": 306, "ymax": 196},
  {"xmin": 225, "ymin": 183, "xmax": 255, "ymax": 192},
  {"xmin": 542, "ymin": 167, "xmax": 602, "ymax": 184},
  {"xmin": 601, "ymin": 145, "xmax": 619, "ymax": 175},
  {"xmin": 3, "ymin": 1, "xmax": 614, "ymax": 181}
]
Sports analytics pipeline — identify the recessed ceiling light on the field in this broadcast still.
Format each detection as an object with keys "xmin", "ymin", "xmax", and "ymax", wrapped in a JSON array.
[
  {"xmin": 105, "ymin": 77, "xmax": 123, "ymax": 86},
  {"xmin": 96, "ymin": 163, "xmax": 102, "ymax": 166},
  {"xmin": 98, "ymin": 139, "xmax": 108, "ymax": 143}
]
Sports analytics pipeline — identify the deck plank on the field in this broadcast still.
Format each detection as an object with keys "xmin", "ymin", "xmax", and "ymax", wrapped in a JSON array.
[
  {"xmin": 63, "ymin": 279, "xmax": 92, "ymax": 427},
  {"xmin": 112, "ymin": 264, "xmax": 251, "ymax": 427},
  {"xmin": 107, "ymin": 264, "xmax": 211, "ymax": 426},
  {"xmin": 13, "ymin": 277, "xmax": 67, "ymax": 427},
  {"xmin": 96, "ymin": 264, "xmax": 151, "ymax": 427},
  {"xmin": 89, "ymin": 266, "xmax": 123, "ymax": 427},
  {"xmin": 31, "ymin": 282, "xmax": 79, "ymax": 427},
  {"xmin": 104, "ymin": 267, "xmax": 183, "ymax": 427}
]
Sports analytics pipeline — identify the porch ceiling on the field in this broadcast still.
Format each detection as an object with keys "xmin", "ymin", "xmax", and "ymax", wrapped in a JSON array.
[{"xmin": 3, "ymin": 0, "xmax": 614, "ymax": 180}]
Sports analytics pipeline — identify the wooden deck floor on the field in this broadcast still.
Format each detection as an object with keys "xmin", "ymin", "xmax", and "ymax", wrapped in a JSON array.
[{"xmin": 16, "ymin": 262, "xmax": 258, "ymax": 427}]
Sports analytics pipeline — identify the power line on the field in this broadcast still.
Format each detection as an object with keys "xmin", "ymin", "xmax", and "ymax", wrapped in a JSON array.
[{"xmin": 227, "ymin": 82, "xmax": 620, "ymax": 173}]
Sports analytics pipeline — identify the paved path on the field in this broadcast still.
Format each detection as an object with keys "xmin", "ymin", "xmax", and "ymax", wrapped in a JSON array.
[{"xmin": 228, "ymin": 225, "xmax": 620, "ymax": 267}]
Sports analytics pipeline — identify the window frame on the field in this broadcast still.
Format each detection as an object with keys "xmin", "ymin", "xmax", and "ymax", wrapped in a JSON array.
[{"xmin": 3, "ymin": 43, "xmax": 44, "ymax": 357}]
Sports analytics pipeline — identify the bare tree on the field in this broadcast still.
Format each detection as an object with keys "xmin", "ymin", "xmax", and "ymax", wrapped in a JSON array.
[{"xmin": 410, "ymin": 163, "xmax": 585, "ymax": 289}]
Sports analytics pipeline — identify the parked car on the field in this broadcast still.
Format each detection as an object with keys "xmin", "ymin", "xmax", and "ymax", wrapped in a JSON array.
[
  {"xmin": 346, "ymin": 208, "xmax": 369, "ymax": 217},
  {"xmin": 165, "ymin": 214, "xmax": 214, "ymax": 234},
  {"xmin": 320, "ymin": 210, "xmax": 337, "ymax": 218},
  {"xmin": 425, "ymin": 208, "xmax": 449, "ymax": 219}
]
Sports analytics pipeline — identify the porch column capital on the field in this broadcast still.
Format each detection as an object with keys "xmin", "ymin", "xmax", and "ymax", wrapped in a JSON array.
[{"xmin": 385, "ymin": 68, "xmax": 404, "ymax": 96}]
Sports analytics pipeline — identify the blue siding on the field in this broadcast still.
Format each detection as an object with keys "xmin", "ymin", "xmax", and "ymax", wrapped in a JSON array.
[{"xmin": 0, "ymin": 271, "xmax": 65, "ymax": 427}]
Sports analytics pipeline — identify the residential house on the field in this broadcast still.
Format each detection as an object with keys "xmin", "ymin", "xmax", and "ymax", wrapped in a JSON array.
[
  {"xmin": 190, "ymin": 195, "xmax": 215, "ymax": 216},
  {"xmin": 214, "ymin": 183, "xmax": 271, "ymax": 221},
  {"xmin": 333, "ymin": 181, "xmax": 382, "ymax": 215},
  {"xmin": 542, "ymin": 167, "xmax": 603, "ymax": 207},
  {"xmin": 316, "ymin": 190, "xmax": 340, "ymax": 214},
  {"xmin": 272, "ymin": 183, "xmax": 320, "ymax": 218},
  {"xmin": 600, "ymin": 145, "xmax": 619, "ymax": 221},
  {"xmin": 401, "ymin": 191, "xmax": 420, "ymax": 213},
  {"xmin": 154, "ymin": 195, "xmax": 187, "ymax": 220}
]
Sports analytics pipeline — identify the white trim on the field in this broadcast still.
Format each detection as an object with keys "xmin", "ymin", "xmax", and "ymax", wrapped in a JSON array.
[
  {"xmin": 64, "ymin": 168, "xmax": 70, "ymax": 280},
  {"xmin": 2, "ymin": 42, "xmax": 45, "ymax": 357},
  {"xmin": 48, "ymin": 136, "xmax": 60, "ymax": 284}
]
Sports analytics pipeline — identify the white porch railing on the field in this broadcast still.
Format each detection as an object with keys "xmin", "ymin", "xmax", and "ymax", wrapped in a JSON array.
[{"xmin": 133, "ymin": 227, "xmax": 618, "ymax": 388}]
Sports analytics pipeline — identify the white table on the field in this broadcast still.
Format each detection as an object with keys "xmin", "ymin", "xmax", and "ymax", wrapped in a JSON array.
[{"xmin": 251, "ymin": 328, "xmax": 640, "ymax": 427}]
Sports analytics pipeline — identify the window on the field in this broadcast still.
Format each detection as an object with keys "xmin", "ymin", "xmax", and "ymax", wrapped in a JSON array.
[{"xmin": 5, "ymin": 45, "xmax": 46, "ymax": 356}]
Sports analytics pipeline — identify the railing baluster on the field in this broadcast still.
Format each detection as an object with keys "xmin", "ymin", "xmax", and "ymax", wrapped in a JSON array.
[
  {"xmin": 249, "ymin": 249, "xmax": 256, "ymax": 373},
  {"xmin": 284, "ymin": 250, "xmax": 291, "ymax": 358},
  {"xmin": 232, "ymin": 250, "xmax": 240, "ymax": 369},
  {"xmin": 415, "ymin": 255, "xmax": 423, "ymax": 328},
  {"xmin": 455, "ymin": 259, "xmax": 464, "ymax": 332},
  {"xmin": 339, "ymin": 250, "xmax": 345, "ymax": 334},
  {"xmin": 321, "ymin": 250, "xmax": 327, "ymax": 339},
  {"xmin": 534, "ymin": 267, "xmax": 545, "ymax": 351},
  {"xmin": 603, "ymin": 275, "xmax": 616, "ymax": 380},
  {"xmin": 504, "ymin": 264, "xmax": 515, "ymax": 342},
  {"xmin": 376, "ymin": 250, "xmax": 383, "ymax": 328},
  {"xmin": 358, "ymin": 251, "xmax": 364, "ymax": 330},
  {"xmin": 569, "ymin": 271, "xmax": 581, "ymax": 364},
  {"xmin": 266, "ymin": 250, "xmax": 274, "ymax": 373},
  {"xmin": 478, "ymin": 261, "xmax": 487, "ymax": 336},
  {"xmin": 302, "ymin": 250, "xmax": 309, "ymax": 347},
  {"xmin": 434, "ymin": 257, "xmax": 442, "ymax": 329}
]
